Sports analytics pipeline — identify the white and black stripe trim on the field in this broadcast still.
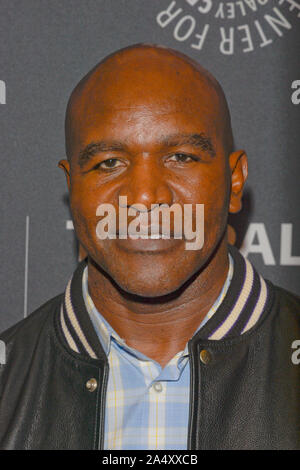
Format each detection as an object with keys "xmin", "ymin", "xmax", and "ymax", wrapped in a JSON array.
[
  {"xmin": 241, "ymin": 274, "xmax": 268, "ymax": 334},
  {"xmin": 60, "ymin": 304, "xmax": 80, "ymax": 354},
  {"xmin": 209, "ymin": 258, "xmax": 254, "ymax": 340},
  {"xmin": 57, "ymin": 245, "xmax": 274, "ymax": 358},
  {"xmin": 60, "ymin": 278, "xmax": 97, "ymax": 358}
]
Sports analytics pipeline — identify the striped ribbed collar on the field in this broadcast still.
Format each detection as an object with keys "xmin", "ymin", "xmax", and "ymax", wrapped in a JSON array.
[
  {"xmin": 58, "ymin": 245, "xmax": 274, "ymax": 360},
  {"xmin": 81, "ymin": 254, "xmax": 233, "ymax": 357}
]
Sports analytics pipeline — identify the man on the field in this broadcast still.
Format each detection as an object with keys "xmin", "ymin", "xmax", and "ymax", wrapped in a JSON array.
[{"xmin": 0, "ymin": 44, "xmax": 299, "ymax": 450}]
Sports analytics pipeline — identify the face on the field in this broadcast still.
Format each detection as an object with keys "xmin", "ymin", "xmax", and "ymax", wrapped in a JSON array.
[{"xmin": 60, "ymin": 52, "xmax": 244, "ymax": 297}]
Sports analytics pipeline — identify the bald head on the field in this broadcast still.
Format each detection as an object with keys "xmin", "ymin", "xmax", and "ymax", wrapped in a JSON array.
[
  {"xmin": 59, "ymin": 44, "xmax": 248, "ymax": 299},
  {"xmin": 65, "ymin": 44, "xmax": 233, "ymax": 162}
]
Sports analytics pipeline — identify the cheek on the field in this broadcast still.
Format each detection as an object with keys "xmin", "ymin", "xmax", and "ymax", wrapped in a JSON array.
[
  {"xmin": 186, "ymin": 168, "xmax": 229, "ymax": 244},
  {"xmin": 69, "ymin": 183, "xmax": 101, "ymax": 243},
  {"xmin": 70, "ymin": 175, "xmax": 105, "ymax": 217},
  {"xmin": 203, "ymin": 180, "xmax": 229, "ymax": 230},
  {"xmin": 184, "ymin": 168, "xmax": 228, "ymax": 213}
]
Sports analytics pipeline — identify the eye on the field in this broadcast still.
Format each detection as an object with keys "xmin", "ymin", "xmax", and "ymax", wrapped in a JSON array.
[
  {"xmin": 167, "ymin": 153, "xmax": 196, "ymax": 163},
  {"xmin": 95, "ymin": 158, "xmax": 124, "ymax": 170}
]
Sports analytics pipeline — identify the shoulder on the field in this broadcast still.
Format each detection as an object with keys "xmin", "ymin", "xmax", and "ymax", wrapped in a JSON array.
[
  {"xmin": 257, "ymin": 280, "xmax": 300, "ymax": 341},
  {"xmin": 271, "ymin": 283, "xmax": 300, "ymax": 314},
  {"xmin": 0, "ymin": 294, "xmax": 63, "ymax": 355}
]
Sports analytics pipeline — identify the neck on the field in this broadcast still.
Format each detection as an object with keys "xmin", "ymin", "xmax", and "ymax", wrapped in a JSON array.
[{"xmin": 87, "ymin": 238, "xmax": 229, "ymax": 367}]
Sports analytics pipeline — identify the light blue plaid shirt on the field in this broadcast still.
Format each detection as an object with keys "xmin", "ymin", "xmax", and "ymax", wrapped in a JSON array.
[{"xmin": 82, "ymin": 255, "xmax": 233, "ymax": 450}]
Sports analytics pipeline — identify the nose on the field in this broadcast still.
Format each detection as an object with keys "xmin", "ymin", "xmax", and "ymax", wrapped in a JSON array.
[{"xmin": 119, "ymin": 156, "xmax": 173, "ymax": 210}]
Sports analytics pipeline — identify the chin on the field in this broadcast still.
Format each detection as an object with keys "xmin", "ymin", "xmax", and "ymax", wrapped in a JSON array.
[
  {"xmin": 88, "ymin": 239, "xmax": 212, "ymax": 298},
  {"xmin": 118, "ymin": 278, "xmax": 182, "ymax": 299},
  {"xmin": 111, "ymin": 261, "xmax": 197, "ymax": 299}
]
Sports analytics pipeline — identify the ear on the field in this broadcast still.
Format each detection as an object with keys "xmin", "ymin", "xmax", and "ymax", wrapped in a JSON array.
[
  {"xmin": 229, "ymin": 150, "xmax": 248, "ymax": 213},
  {"xmin": 58, "ymin": 159, "xmax": 71, "ymax": 189}
]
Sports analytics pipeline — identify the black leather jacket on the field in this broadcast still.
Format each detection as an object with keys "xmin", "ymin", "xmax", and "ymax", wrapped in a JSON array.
[{"xmin": 0, "ymin": 246, "xmax": 300, "ymax": 449}]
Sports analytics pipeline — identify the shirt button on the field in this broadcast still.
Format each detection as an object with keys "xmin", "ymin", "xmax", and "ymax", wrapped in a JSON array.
[
  {"xmin": 152, "ymin": 382, "xmax": 163, "ymax": 392},
  {"xmin": 200, "ymin": 349, "xmax": 212, "ymax": 365},
  {"xmin": 86, "ymin": 378, "xmax": 98, "ymax": 392}
]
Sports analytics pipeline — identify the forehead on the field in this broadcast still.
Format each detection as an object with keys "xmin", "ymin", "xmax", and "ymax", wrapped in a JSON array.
[
  {"xmin": 80, "ymin": 54, "xmax": 219, "ymax": 112},
  {"xmin": 67, "ymin": 53, "xmax": 223, "ymax": 153}
]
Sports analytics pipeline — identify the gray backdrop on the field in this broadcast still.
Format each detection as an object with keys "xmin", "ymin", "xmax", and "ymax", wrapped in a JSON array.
[{"xmin": 0, "ymin": 0, "xmax": 299, "ymax": 332}]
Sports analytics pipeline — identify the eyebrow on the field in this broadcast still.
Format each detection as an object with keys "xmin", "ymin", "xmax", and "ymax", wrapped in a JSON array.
[
  {"xmin": 77, "ymin": 132, "xmax": 215, "ymax": 168},
  {"xmin": 161, "ymin": 133, "xmax": 216, "ymax": 157},
  {"xmin": 78, "ymin": 141, "xmax": 127, "ymax": 168}
]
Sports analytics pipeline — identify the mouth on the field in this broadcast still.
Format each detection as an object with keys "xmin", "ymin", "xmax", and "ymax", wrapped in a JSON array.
[
  {"xmin": 117, "ymin": 223, "xmax": 181, "ymax": 240},
  {"xmin": 127, "ymin": 233, "xmax": 172, "ymax": 240},
  {"xmin": 114, "ymin": 224, "xmax": 183, "ymax": 253},
  {"xmin": 115, "ymin": 237, "xmax": 182, "ymax": 253}
]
